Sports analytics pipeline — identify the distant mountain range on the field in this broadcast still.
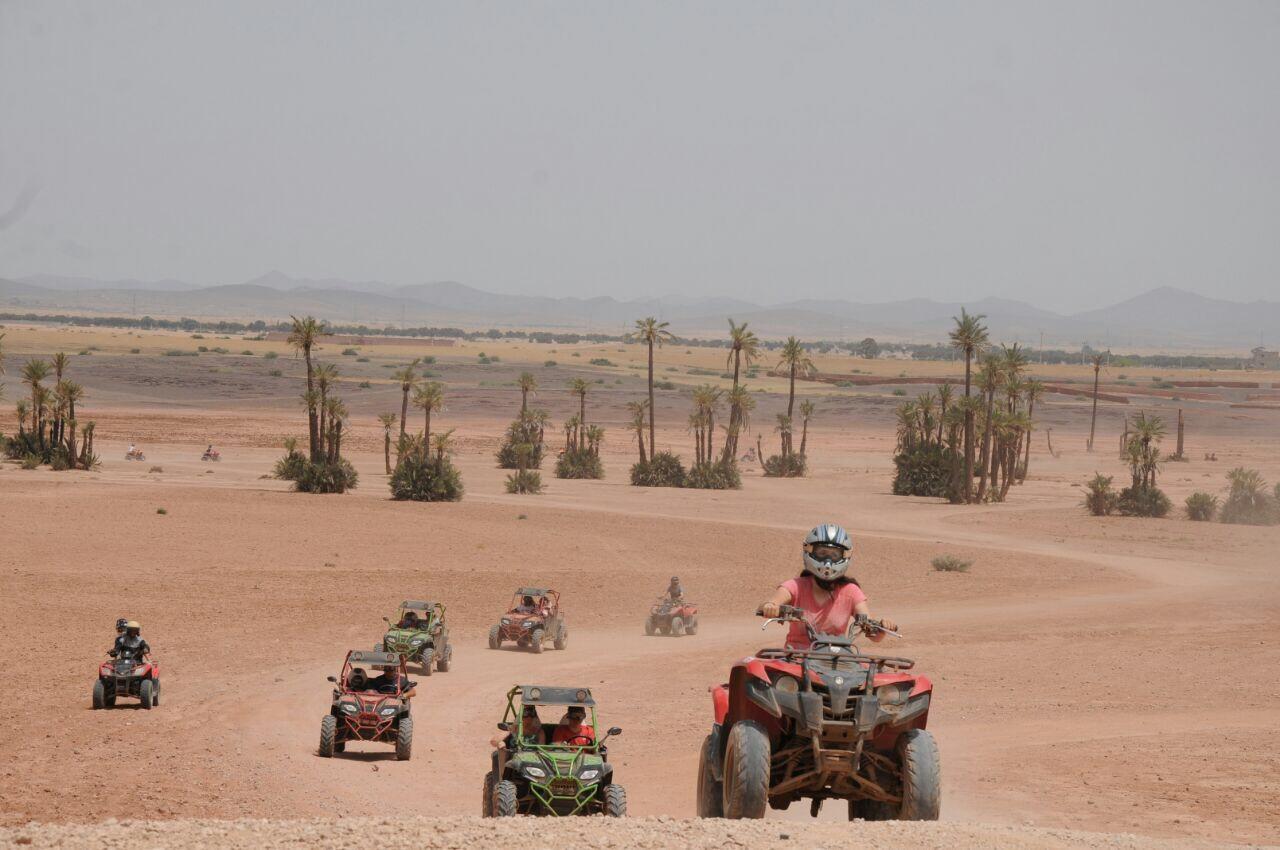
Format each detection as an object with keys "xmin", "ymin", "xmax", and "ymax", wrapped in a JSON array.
[{"xmin": 1, "ymin": 272, "xmax": 1276, "ymax": 351}]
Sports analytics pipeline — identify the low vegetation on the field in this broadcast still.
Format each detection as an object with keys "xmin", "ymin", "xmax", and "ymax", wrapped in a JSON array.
[
  {"xmin": 1219, "ymin": 467, "xmax": 1279, "ymax": 526},
  {"xmin": 4, "ymin": 351, "xmax": 99, "ymax": 470},
  {"xmin": 630, "ymin": 450, "xmax": 686, "ymax": 487},
  {"xmin": 1184, "ymin": 491, "xmax": 1218, "ymax": 521},
  {"xmin": 275, "ymin": 316, "xmax": 357, "ymax": 493},
  {"xmin": 931, "ymin": 554, "xmax": 972, "ymax": 572},
  {"xmin": 390, "ymin": 432, "xmax": 464, "ymax": 502},
  {"xmin": 1083, "ymin": 473, "xmax": 1118, "ymax": 516},
  {"xmin": 555, "ymin": 378, "xmax": 604, "ymax": 480}
]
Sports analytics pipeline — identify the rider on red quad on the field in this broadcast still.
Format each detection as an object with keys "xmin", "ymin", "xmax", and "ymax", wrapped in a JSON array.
[
  {"xmin": 109, "ymin": 620, "xmax": 151, "ymax": 660},
  {"xmin": 759, "ymin": 524, "xmax": 896, "ymax": 649},
  {"xmin": 665, "ymin": 576, "xmax": 684, "ymax": 603}
]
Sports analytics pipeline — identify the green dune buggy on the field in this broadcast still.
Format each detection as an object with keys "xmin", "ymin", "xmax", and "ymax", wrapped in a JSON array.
[
  {"xmin": 375, "ymin": 600, "xmax": 452, "ymax": 675},
  {"xmin": 482, "ymin": 684, "xmax": 626, "ymax": 817}
]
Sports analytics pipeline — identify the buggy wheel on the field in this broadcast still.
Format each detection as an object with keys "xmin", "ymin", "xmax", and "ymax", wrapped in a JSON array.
[
  {"xmin": 670, "ymin": 616, "xmax": 686, "ymax": 637},
  {"xmin": 481, "ymin": 770, "xmax": 496, "ymax": 817},
  {"xmin": 722, "ymin": 720, "xmax": 769, "ymax": 819},
  {"xmin": 553, "ymin": 627, "xmax": 567, "ymax": 650},
  {"xmin": 494, "ymin": 780, "xmax": 519, "ymax": 817},
  {"xmin": 603, "ymin": 783, "xmax": 627, "ymax": 817},
  {"xmin": 644, "ymin": 617, "xmax": 656, "ymax": 636},
  {"xmin": 396, "ymin": 716, "xmax": 414, "ymax": 761},
  {"xmin": 319, "ymin": 715, "xmax": 337, "ymax": 757},
  {"xmin": 488, "ymin": 625, "xmax": 501, "ymax": 650},
  {"xmin": 139, "ymin": 679, "xmax": 155, "ymax": 710},
  {"xmin": 531, "ymin": 629, "xmax": 545, "ymax": 653},
  {"xmin": 92, "ymin": 679, "xmax": 106, "ymax": 710},
  {"xmin": 153, "ymin": 680, "xmax": 161, "ymax": 706},
  {"xmin": 897, "ymin": 729, "xmax": 941, "ymax": 820},
  {"xmin": 105, "ymin": 689, "xmax": 116, "ymax": 708},
  {"xmin": 420, "ymin": 650, "xmax": 434, "ymax": 676},
  {"xmin": 686, "ymin": 617, "xmax": 698, "ymax": 635},
  {"xmin": 696, "ymin": 733, "xmax": 724, "ymax": 817},
  {"xmin": 437, "ymin": 649, "xmax": 450, "ymax": 673}
]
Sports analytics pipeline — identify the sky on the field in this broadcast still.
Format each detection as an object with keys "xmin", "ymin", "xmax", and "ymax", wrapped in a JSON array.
[{"xmin": 1, "ymin": 1, "xmax": 1277, "ymax": 313}]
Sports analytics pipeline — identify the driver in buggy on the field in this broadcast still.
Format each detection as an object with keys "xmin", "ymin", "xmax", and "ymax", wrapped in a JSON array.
[
  {"xmin": 398, "ymin": 610, "xmax": 420, "ymax": 629},
  {"xmin": 514, "ymin": 595, "xmax": 538, "ymax": 615},
  {"xmin": 759, "ymin": 524, "xmax": 897, "ymax": 650},
  {"xmin": 365, "ymin": 662, "xmax": 417, "ymax": 698},
  {"xmin": 550, "ymin": 705, "xmax": 595, "ymax": 746},
  {"xmin": 109, "ymin": 621, "xmax": 151, "ymax": 660}
]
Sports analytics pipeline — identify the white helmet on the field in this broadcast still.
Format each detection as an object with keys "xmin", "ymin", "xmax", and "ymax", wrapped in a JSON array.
[{"xmin": 802, "ymin": 524, "xmax": 852, "ymax": 581}]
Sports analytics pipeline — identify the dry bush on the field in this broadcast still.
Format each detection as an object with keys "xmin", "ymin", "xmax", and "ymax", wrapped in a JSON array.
[{"xmin": 931, "ymin": 554, "xmax": 972, "ymax": 573}]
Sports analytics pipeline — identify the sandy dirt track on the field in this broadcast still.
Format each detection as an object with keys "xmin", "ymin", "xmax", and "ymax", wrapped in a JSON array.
[
  {"xmin": 0, "ymin": 816, "xmax": 1264, "ymax": 850},
  {"xmin": 2, "ymin": 328, "xmax": 1279, "ymax": 848}
]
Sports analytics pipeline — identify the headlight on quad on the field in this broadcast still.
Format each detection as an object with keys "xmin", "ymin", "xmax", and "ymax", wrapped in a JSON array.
[
  {"xmin": 501, "ymin": 618, "xmax": 511, "ymax": 625},
  {"xmin": 876, "ymin": 683, "xmax": 909, "ymax": 706},
  {"xmin": 523, "ymin": 765, "xmax": 546, "ymax": 778},
  {"xmin": 578, "ymin": 768, "xmax": 600, "ymax": 781},
  {"xmin": 411, "ymin": 638, "xmax": 424, "ymax": 645},
  {"xmin": 773, "ymin": 675, "xmax": 800, "ymax": 694},
  {"xmin": 379, "ymin": 706, "xmax": 397, "ymax": 716},
  {"xmin": 522, "ymin": 621, "xmax": 534, "ymax": 629},
  {"xmin": 340, "ymin": 703, "xmax": 359, "ymax": 714}
]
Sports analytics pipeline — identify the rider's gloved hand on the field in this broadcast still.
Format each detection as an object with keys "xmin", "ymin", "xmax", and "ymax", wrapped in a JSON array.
[
  {"xmin": 871, "ymin": 618, "xmax": 898, "ymax": 633},
  {"xmin": 760, "ymin": 602, "xmax": 781, "ymax": 618}
]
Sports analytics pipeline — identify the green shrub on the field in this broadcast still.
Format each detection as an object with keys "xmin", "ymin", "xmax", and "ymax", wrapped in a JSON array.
[
  {"xmin": 272, "ymin": 447, "xmax": 309, "ymax": 481},
  {"xmin": 130, "ymin": 348, "xmax": 141, "ymax": 354},
  {"xmin": 358, "ymin": 381, "xmax": 372, "ymax": 389},
  {"xmin": 241, "ymin": 349, "xmax": 254, "ymax": 356},
  {"xmin": 1117, "ymin": 484, "xmax": 1172, "ymax": 518},
  {"xmin": 684, "ymin": 460, "xmax": 741, "ymax": 490},
  {"xmin": 294, "ymin": 458, "xmax": 359, "ymax": 493},
  {"xmin": 156, "ymin": 508, "xmax": 167, "ymax": 515},
  {"xmin": 390, "ymin": 453, "xmax": 464, "ymax": 502},
  {"xmin": 1184, "ymin": 492, "xmax": 1218, "ymax": 521},
  {"xmin": 263, "ymin": 351, "xmax": 279, "ymax": 360},
  {"xmin": 148, "ymin": 466, "xmax": 164, "ymax": 474},
  {"xmin": 197, "ymin": 345, "xmax": 209, "ymax": 352},
  {"xmin": 505, "ymin": 469, "xmax": 545, "ymax": 494},
  {"xmin": 893, "ymin": 445, "xmax": 957, "ymax": 499},
  {"xmin": 357, "ymin": 357, "xmax": 370, "ymax": 363},
  {"xmin": 654, "ymin": 380, "xmax": 676, "ymax": 390},
  {"xmin": 191, "ymin": 334, "xmax": 204, "ymax": 339},
  {"xmin": 78, "ymin": 349, "xmax": 90, "ymax": 356},
  {"xmin": 544, "ymin": 360, "xmax": 557, "ymax": 367},
  {"xmin": 1219, "ymin": 468, "xmax": 1278, "ymax": 526},
  {"xmin": 422, "ymin": 356, "xmax": 436, "ymax": 364},
  {"xmin": 589, "ymin": 358, "xmax": 615, "ymax": 367},
  {"xmin": 342, "ymin": 348, "xmax": 359, "ymax": 356},
  {"xmin": 497, "ymin": 416, "xmax": 545, "ymax": 469},
  {"xmin": 49, "ymin": 448, "xmax": 71, "ymax": 471},
  {"xmin": 763, "ymin": 453, "xmax": 807, "ymax": 478},
  {"xmin": 555, "ymin": 448, "xmax": 604, "ymax": 480},
  {"xmin": 269, "ymin": 369, "xmax": 283, "ymax": 377},
  {"xmin": 892, "ymin": 388, "xmax": 907, "ymax": 396},
  {"xmin": 630, "ymin": 451, "xmax": 686, "ymax": 487},
  {"xmin": 1083, "ymin": 473, "xmax": 1118, "ymax": 516},
  {"xmin": 20, "ymin": 453, "xmax": 40, "ymax": 470},
  {"xmin": 931, "ymin": 555, "xmax": 971, "ymax": 573}
]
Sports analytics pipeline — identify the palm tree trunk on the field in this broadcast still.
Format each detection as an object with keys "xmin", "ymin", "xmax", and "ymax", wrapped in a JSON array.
[
  {"xmin": 304, "ymin": 344, "xmax": 319, "ymax": 462},
  {"xmin": 400, "ymin": 389, "xmax": 409, "ymax": 444},
  {"xmin": 647, "ymin": 341, "xmax": 656, "ymax": 456},
  {"xmin": 787, "ymin": 366, "xmax": 796, "ymax": 420},
  {"xmin": 384, "ymin": 432, "xmax": 392, "ymax": 474},
  {"xmin": 1087, "ymin": 368, "xmax": 1100, "ymax": 451},
  {"xmin": 799, "ymin": 417, "xmax": 809, "ymax": 457},
  {"xmin": 425, "ymin": 409, "xmax": 432, "ymax": 447},
  {"xmin": 1021, "ymin": 398, "xmax": 1035, "ymax": 482},
  {"xmin": 976, "ymin": 390, "xmax": 996, "ymax": 501},
  {"xmin": 521, "ymin": 388, "xmax": 528, "ymax": 415},
  {"xmin": 962, "ymin": 352, "xmax": 974, "ymax": 502},
  {"xmin": 637, "ymin": 427, "xmax": 647, "ymax": 464}
]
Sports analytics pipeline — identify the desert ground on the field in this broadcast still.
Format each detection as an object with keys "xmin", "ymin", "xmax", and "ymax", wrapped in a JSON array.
[{"xmin": 1, "ymin": 323, "xmax": 1278, "ymax": 848}]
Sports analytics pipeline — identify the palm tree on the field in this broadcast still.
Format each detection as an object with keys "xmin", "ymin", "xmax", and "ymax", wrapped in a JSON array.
[
  {"xmin": 431, "ymin": 428, "xmax": 457, "ymax": 464},
  {"xmin": 691, "ymin": 384, "xmax": 723, "ymax": 464},
  {"xmin": 776, "ymin": 337, "xmax": 814, "ymax": 456},
  {"xmin": 726, "ymin": 319, "xmax": 761, "ymax": 390},
  {"xmin": 1087, "ymin": 352, "xmax": 1106, "ymax": 452},
  {"xmin": 798, "ymin": 400, "xmax": 815, "ymax": 457},
  {"xmin": 393, "ymin": 360, "xmax": 421, "ymax": 444},
  {"xmin": 567, "ymin": 378, "xmax": 590, "ymax": 451},
  {"xmin": 518, "ymin": 372, "xmax": 537, "ymax": 414},
  {"xmin": 287, "ymin": 315, "xmax": 328, "ymax": 461},
  {"xmin": 0, "ymin": 331, "xmax": 6, "ymax": 374},
  {"xmin": 722, "ymin": 384, "xmax": 755, "ymax": 462},
  {"xmin": 630, "ymin": 317, "xmax": 674, "ymax": 455},
  {"xmin": 413, "ymin": 381, "xmax": 445, "ymax": 446},
  {"xmin": 936, "ymin": 383, "xmax": 954, "ymax": 446},
  {"xmin": 948, "ymin": 309, "xmax": 988, "ymax": 501},
  {"xmin": 626, "ymin": 399, "xmax": 649, "ymax": 464},
  {"xmin": 21, "ymin": 359, "xmax": 50, "ymax": 440},
  {"xmin": 15, "ymin": 399, "xmax": 28, "ymax": 434},
  {"xmin": 974, "ymin": 357, "xmax": 1003, "ymax": 501},
  {"xmin": 315, "ymin": 362, "xmax": 339, "ymax": 456},
  {"xmin": 1020, "ymin": 379, "xmax": 1045, "ymax": 482},
  {"xmin": 1125, "ymin": 411, "xmax": 1166, "ymax": 489},
  {"xmin": 378, "ymin": 413, "xmax": 398, "ymax": 473}
]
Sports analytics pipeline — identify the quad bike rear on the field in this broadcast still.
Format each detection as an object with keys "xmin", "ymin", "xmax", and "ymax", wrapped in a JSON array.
[
  {"xmin": 697, "ymin": 607, "xmax": 939, "ymax": 820},
  {"xmin": 201, "ymin": 449, "xmax": 221, "ymax": 462},
  {"xmin": 488, "ymin": 587, "xmax": 567, "ymax": 653},
  {"xmin": 93, "ymin": 653, "xmax": 160, "ymax": 709},
  {"xmin": 318, "ymin": 650, "xmax": 415, "ymax": 760},
  {"xmin": 645, "ymin": 598, "xmax": 699, "ymax": 636},
  {"xmin": 376, "ymin": 600, "xmax": 452, "ymax": 674},
  {"xmin": 482, "ymin": 685, "xmax": 625, "ymax": 817}
]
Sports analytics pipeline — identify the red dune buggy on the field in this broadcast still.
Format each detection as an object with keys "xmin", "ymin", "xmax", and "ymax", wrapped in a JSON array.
[
  {"xmin": 93, "ymin": 652, "xmax": 160, "ymax": 709},
  {"xmin": 697, "ymin": 606, "xmax": 939, "ymax": 820},
  {"xmin": 645, "ymin": 598, "xmax": 699, "ymax": 636},
  {"xmin": 319, "ymin": 649, "xmax": 415, "ymax": 760},
  {"xmin": 488, "ymin": 587, "xmax": 567, "ymax": 653}
]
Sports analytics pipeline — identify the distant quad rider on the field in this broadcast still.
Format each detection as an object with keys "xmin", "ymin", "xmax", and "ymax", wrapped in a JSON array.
[
  {"xmin": 109, "ymin": 621, "xmax": 151, "ymax": 661},
  {"xmin": 759, "ymin": 524, "xmax": 897, "ymax": 649},
  {"xmin": 665, "ymin": 576, "xmax": 684, "ymax": 604}
]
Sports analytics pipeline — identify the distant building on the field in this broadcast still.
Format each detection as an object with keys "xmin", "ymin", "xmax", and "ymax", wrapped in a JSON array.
[{"xmin": 1248, "ymin": 346, "xmax": 1279, "ymax": 370}]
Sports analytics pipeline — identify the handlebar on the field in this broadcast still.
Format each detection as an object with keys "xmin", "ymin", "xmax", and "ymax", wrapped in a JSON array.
[{"xmin": 755, "ymin": 605, "xmax": 901, "ymax": 639}]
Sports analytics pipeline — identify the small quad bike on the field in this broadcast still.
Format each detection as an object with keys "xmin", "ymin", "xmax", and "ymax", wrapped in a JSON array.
[
  {"xmin": 488, "ymin": 587, "xmax": 567, "ymax": 653},
  {"xmin": 125, "ymin": 448, "xmax": 146, "ymax": 462},
  {"xmin": 201, "ymin": 448, "xmax": 221, "ymax": 462},
  {"xmin": 645, "ymin": 598, "xmax": 699, "ymax": 636},
  {"xmin": 93, "ymin": 651, "xmax": 160, "ymax": 709},
  {"xmin": 319, "ymin": 649, "xmax": 414, "ymax": 760},
  {"xmin": 375, "ymin": 600, "xmax": 452, "ymax": 675},
  {"xmin": 697, "ymin": 606, "xmax": 939, "ymax": 821},
  {"xmin": 482, "ymin": 684, "xmax": 625, "ymax": 817}
]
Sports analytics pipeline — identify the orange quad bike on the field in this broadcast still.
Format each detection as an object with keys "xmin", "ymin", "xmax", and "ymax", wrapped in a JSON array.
[{"xmin": 698, "ymin": 606, "xmax": 939, "ymax": 821}]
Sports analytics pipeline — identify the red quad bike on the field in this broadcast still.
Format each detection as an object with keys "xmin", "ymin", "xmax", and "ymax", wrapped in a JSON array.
[
  {"xmin": 93, "ymin": 652, "xmax": 160, "ymax": 709},
  {"xmin": 488, "ymin": 588, "xmax": 567, "ymax": 653},
  {"xmin": 201, "ymin": 449, "xmax": 221, "ymax": 462},
  {"xmin": 319, "ymin": 650, "xmax": 414, "ymax": 760},
  {"xmin": 645, "ymin": 598, "xmax": 699, "ymax": 636},
  {"xmin": 697, "ymin": 606, "xmax": 939, "ymax": 821}
]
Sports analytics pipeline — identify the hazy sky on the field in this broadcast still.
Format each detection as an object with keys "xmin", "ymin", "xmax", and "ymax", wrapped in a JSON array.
[{"xmin": 1, "ymin": 1, "xmax": 1277, "ymax": 312}]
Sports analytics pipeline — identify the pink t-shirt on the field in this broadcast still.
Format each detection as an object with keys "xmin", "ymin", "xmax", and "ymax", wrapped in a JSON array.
[{"xmin": 780, "ymin": 576, "xmax": 867, "ymax": 648}]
